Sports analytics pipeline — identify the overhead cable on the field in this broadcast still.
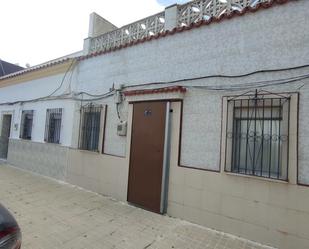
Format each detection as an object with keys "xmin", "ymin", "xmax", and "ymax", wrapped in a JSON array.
[{"xmin": 0, "ymin": 63, "xmax": 308, "ymax": 106}]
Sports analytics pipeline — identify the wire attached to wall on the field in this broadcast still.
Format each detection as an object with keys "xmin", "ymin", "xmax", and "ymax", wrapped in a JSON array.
[
  {"xmin": 72, "ymin": 66, "xmax": 309, "ymax": 103},
  {"xmin": 185, "ymin": 73, "xmax": 309, "ymax": 91},
  {"xmin": 47, "ymin": 59, "xmax": 76, "ymax": 97},
  {"xmin": 0, "ymin": 62, "xmax": 308, "ymax": 106},
  {"xmin": 124, "ymin": 63, "xmax": 309, "ymax": 89},
  {"xmin": 0, "ymin": 59, "xmax": 77, "ymax": 106}
]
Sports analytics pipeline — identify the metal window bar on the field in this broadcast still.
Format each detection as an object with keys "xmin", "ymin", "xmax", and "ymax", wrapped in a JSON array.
[
  {"xmin": 20, "ymin": 110, "xmax": 34, "ymax": 140},
  {"xmin": 44, "ymin": 108, "xmax": 62, "ymax": 144},
  {"xmin": 226, "ymin": 94, "xmax": 290, "ymax": 181},
  {"xmin": 78, "ymin": 104, "xmax": 102, "ymax": 152}
]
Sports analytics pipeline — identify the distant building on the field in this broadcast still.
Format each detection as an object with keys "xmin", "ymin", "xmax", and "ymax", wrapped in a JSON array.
[{"xmin": 0, "ymin": 60, "xmax": 23, "ymax": 77}]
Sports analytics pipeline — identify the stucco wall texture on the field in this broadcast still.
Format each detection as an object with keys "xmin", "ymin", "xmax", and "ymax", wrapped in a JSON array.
[
  {"xmin": 7, "ymin": 139, "xmax": 130, "ymax": 201},
  {"xmin": 103, "ymin": 97, "xmax": 128, "ymax": 157},
  {"xmin": 71, "ymin": 1, "xmax": 309, "ymax": 180},
  {"xmin": 12, "ymin": 100, "xmax": 76, "ymax": 146},
  {"xmin": 8, "ymin": 139, "xmax": 69, "ymax": 180},
  {"xmin": 1, "ymin": 1, "xmax": 308, "ymax": 172},
  {"xmin": 167, "ymin": 101, "xmax": 309, "ymax": 249},
  {"xmin": 1, "ymin": 0, "xmax": 308, "ymax": 188},
  {"xmin": 75, "ymin": 1, "xmax": 308, "ymax": 93}
]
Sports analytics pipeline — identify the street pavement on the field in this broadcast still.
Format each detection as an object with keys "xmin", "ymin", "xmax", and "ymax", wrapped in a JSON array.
[{"xmin": 0, "ymin": 164, "xmax": 274, "ymax": 249}]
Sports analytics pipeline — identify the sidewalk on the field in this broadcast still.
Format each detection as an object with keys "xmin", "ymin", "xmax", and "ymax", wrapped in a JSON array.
[{"xmin": 0, "ymin": 164, "xmax": 274, "ymax": 249}]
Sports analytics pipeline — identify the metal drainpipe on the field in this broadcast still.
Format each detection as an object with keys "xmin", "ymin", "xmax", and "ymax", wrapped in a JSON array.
[{"xmin": 160, "ymin": 101, "xmax": 172, "ymax": 214}]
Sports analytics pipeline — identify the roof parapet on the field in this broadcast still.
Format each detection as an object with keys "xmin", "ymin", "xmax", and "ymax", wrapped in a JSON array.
[
  {"xmin": 81, "ymin": 0, "xmax": 291, "ymax": 59},
  {"xmin": 88, "ymin": 12, "xmax": 118, "ymax": 38},
  {"xmin": 85, "ymin": 0, "xmax": 291, "ymax": 55}
]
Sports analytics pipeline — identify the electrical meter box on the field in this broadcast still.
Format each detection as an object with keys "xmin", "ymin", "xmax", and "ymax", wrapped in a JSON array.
[
  {"xmin": 117, "ymin": 121, "xmax": 127, "ymax": 136},
  {"xmin": 114, "ymin": 91, "xmax": 122, "ymax": 104}
]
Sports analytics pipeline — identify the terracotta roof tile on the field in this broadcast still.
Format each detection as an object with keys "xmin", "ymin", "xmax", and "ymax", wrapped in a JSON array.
[
  {"xmin": 0, "ymin": 58, "xmax": 72, "ymax": 81},
  {"xmin": 124, "ymin": 86, "xmax": 187, "ymax": 96}
]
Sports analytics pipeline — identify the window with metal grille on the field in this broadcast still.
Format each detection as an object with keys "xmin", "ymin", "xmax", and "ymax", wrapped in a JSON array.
[
  {"xmin": 225, "ymin": 93, "xmax": 290, "ymax": 181},
  {"xmin": 20, "ymin": 110, "xmax": 34, "ymax": 140},
  {"xmin": 78, "ymin": 104, "xmax": 102, "ymax": 152},
  {"xmin": 44, "ymin": 108, "xmax": 62, "ymax": 144}
]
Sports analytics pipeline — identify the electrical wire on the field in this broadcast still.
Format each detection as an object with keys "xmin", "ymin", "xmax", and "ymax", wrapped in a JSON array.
[
  {"xmin": 73, "ymin": 71, "xmax": 309, "ymax": 100},
  {"xmin": 184, "ymin": 74, "xmax": 309, "ymax": 91},
  {"xmin": 0, "ymin": 74, "xmax": 307, "ymax": 106},
  {"xmin": 116, "ymin": 103, "xmax": 121, "ymax": 121},
  {"xmin": 47, "ymin": 59, "xmax": 76, "ymax": 97},
  {"xmin": 0, "ymin": 59, "xmax": 77, "ymax": 106},
  {"xmin": 72, "ymin": 91, "xmax": 115, "ymax": 102},
  {"xmin": 0, "ymin": 62, "xmax": 308, "ymax": 106},
  {"xmin": 124, "ymin": 63, "xmax": 309, "ymax": 89},
  {"xmin": 75, "ymin": 91, "xmax": 114, "ymax": 97},
  {"xmin": 0, "ymin": 90, "xmax": 115, "ymax": 106}
]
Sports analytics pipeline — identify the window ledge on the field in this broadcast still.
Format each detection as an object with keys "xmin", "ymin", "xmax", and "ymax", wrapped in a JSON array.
[
  {"xmin": 44, "ymin": 141, "xmax": 62, "ymax": 146},
  {"xmin": 76, "ymin": 149, "xmax": 100, "ymax": 155},
  {"xmin": 19, "ymin": 138, "xmax": 32, "ymax": 141},
  {"xmin": 224, "ymin": 171, "xmax": 289, "ymax": 184}
]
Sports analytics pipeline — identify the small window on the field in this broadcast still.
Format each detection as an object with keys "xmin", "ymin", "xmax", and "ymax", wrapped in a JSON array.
[
  {"xmin": 20, "ymin": 110, "xmax": 34, "ymax": 140},
  {"xmin": 225, "ymin": 93, "xmax": 291, "ymax": 181},
  {"xmin": 78, "ymin": 104, "xmax": 102, "ymax": 152},
  {"xmin": 44, "ymin": 108, "xmax": 62, "ymax": 144}
]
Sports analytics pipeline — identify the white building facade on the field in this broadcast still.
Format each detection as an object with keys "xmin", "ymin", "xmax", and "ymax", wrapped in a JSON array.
[{"xmin": 0, "ymin": 0, "xmax": 309, "ymax": 248}]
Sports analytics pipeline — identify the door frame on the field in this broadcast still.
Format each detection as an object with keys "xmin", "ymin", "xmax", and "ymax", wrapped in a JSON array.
[
  {"xmin": 0, "ymin": 111, "xmax": 14, "ymax": 160},
  {"xmin": 127, "ymin": 100, "xmax": 172, "ymax": 214},
  {"xmin": 0, "ymin": 111, "xmax": 14, "ymax": 138}
]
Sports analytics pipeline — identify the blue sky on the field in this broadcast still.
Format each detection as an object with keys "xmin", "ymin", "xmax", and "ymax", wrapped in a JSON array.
[
  {"xmin": 0, "ymin": 0, "xmax": 189, "ymax": 66},
  {"xmin": 157, "ymin": 0, "xmax": 188, "ymax": 6}
]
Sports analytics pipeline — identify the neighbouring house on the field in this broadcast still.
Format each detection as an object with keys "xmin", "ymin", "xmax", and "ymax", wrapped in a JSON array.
[
  {"xmin": 0, "ymin": 0, "xmax": 308, "ymax": 248},
  {"xmin": 0, "ymin": 60, "xmax": 23, "ymax": 77},
  {"xmin": 0, "ymin": 60, "xmax": 23, "ymax": 158}
]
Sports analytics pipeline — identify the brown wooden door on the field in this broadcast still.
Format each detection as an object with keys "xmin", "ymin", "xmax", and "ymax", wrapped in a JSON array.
[{"xmin": 128, "ymin": 101, "xmax": 167, "ymax": 213}]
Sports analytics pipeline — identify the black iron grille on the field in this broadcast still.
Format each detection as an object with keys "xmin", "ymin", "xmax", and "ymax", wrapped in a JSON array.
[
  {"xmin": 44, "ymin": 108, "xmax": 62, "ymax": 144},
  {"xmin": 20, "ymin": 110, "xmax": 34, "ymax": 140},
  {"xmin": 78, "ymin": 104, "xmax": 102, "ymax": 152},
  {"xmin": 226, "ymin": 94, "xmax": 290, "ymax": 181}
]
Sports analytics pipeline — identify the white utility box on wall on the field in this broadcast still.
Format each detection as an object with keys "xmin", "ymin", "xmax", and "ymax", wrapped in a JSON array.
[{"xmin": 117, "ymin": 121, "xmax": 127, "ymax": 136}]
